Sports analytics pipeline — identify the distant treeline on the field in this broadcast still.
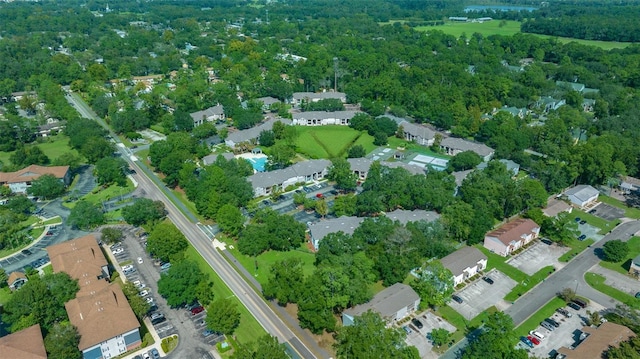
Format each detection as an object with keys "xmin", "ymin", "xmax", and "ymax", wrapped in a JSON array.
[{"xmin": 522, "ymin": 5, "xmax": 640, "ymax": 42}]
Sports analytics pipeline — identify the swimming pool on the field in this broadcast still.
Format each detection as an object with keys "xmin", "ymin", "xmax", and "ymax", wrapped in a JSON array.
[{"xmin": 248, "ymin": 156, "xmax": 268, "ymax": 172}]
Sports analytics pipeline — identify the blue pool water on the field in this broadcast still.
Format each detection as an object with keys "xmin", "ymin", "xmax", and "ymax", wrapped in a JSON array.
[{"xmin": 248, "ymin": 157, "xmax": 268, "ymax": 172}]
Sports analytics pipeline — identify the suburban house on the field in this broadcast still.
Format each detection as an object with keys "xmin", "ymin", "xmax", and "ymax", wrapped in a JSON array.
[
  {"xmin": 0, "ymin": 165, "xmax": 70, "ymax": 194},
  {"xmin": 292, "ymin": 111, "xmax": 359, "ymax": 126},
  {"xmin": 7, "ymin": 271, "xmax": 28, "ymax": 291},
  {"xmin": 563, "ymin": 185, "xmax": 599, "ymax": 209},
  {"xmin": 47, "ymin": 235, "xmax": 141, "ymax": 359},
  {"xmin": 342, "ymin": 283, "xmax": 420, "ymax": 326},
  {"xmin": 290, "ymin": 91, "xmax": 346, "ymax": 107},
  {"xmin": 477, "ymin": 159, "xmax": 520, "ymax": 176},
  {"xmin": 536, "ymin": 96, "xmax": 566, "ymax": 113},
  {"xmin": 37, "ymin": 119, "xmax": 65, "ymax": 137},
  {"xmin": 0, "ymin": 323, "xmax": 47, "ymax": 359},
  {"xmin": 190, "ymin": 104, "xmax": 225, "ymax": 127},
  {"xmin": 543, "ymin": 198, "xmax": 573, "ymax": 218},
  {"xmin": 225, "ymin": 118, "xmax": 292, "ymax": 148},
  {"xmin": 440, "ymin": 247, "xmax": 488, "ymax": 286},
  {"xmin": 582, "ymin": 98, "xmax": 596, "ymax": 112},
  {"xmin": 309, "ymin": 210, "xmax": 439, "ymax": 250},
  {"xmin": 556, "ymin": 81, "xmax": 599, "ymax": 95},
  {"xmin": 248, "ymin": 159, "xmax": 331, "ymax": 197},
  {"xmin": 440, "ymin": 137, "xmax": 494, "ymax": 162},
  {"xmin": 557, "ymin": 322, "xmax": 635, "ymax": 359},
  {"xmin": 483, "ymin": 218, "xmax": 541, "ymax": 257},
  {"xmin": 620, "ymin": 175, "xmax": 640, "ymax": 194},
  {"xmin": 398, "ymin": 121, "xmax": 436, "ymax": 146},
  {"xmin": 497, "ymin": 106, "xmax": 529, "ymax": 119},
  {"xmin": 345, "ymin": 157, "xmax": 424, "ymax": 181},
  {"xmin": 254, "ymin": 96, "xmax": 281, "ymax": 112},
  {"xmin": 629, "ymin": 254, "xmax": 640, "ymax": 279}
]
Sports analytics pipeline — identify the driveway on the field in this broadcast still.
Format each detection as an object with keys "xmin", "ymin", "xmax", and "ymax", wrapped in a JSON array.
[
  {"xmin": 449, "ymin": 270, "xmax": 517, "ymax": 320},
  {"xmin": 507, "ymin": 241, "xmax": 570, "ymax": 275},
  {"xmin": 590, "ymin": 265, "xmax": 640, "ymax": 297}
]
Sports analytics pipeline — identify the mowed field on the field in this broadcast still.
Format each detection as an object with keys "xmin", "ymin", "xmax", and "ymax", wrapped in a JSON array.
[
  {"xmin": 414, "ymin": 20, "xmax": 632, "ymax": 50},
  {"xmin": 295, "ymin": 126, "xmax": 363, "ymax": 159},
  {"xmin": 0, "ymin": 134, "xmax": 82, "ymax": 165}
]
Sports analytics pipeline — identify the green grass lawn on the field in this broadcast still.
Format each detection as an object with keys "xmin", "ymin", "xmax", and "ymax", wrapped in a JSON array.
[
  {"xmin": 0, "ymin": 287, "xmax": 12, "ymax": 305},
  {"xmin": 42, "ymin": 216, "xmax": 63, "ymax": 225},
  {"xmin": 42, "ymin": 264, "xmax": 53, "ymax": 275},
  {"xmin": 598, "ymin": 195, "xmax": 640, "ymax": 219},
  {"xmin": 584, "ymin": 272, "xmax": 640, "ymax": 309},
  {"xmin": 65, "ymin": 179, "xmax": 135, "ymax": 209},
  {"xmin": 416, "ymin": 20, "xmax": 631, "ymax": 50},
  {"xmin": 351, "ymin": 132, "xmax": 377, "ymax": 155},
  {"xmin": 558, "ymin": 238, "xmax": 595, "ymax": 262},
  {"xmin": 599, "ymin": 236, "xmax": 640, "ymax": 275},
  {"xmin": 170, "ymin": 188, "xmax": 205, "ymax": 223},
  {"xmin": 514, "ymin": 297, "xmax": 566, "ymax": 337},
  {"xmin": 434, "ymin": 305, "xmax": 468, "ymax": 344},
  {"xmin": 184, "ymin": 246, "xmax": 267, "ymax": 344},
  {"xmin": 224, "ymin": 243, "xmax": 316, "ymax": 288},
  {"xmin": 0, "ymin": 134, "xmax": 83, "ymax": 166},
  {"xmin": 295, "ymin": 126, "xmax": 363, "ymax": 159},
  {"xmin": 476, "ymin": 245, "xmax": 528, "ymax": 283},
  {"xmin": 505, "ymin": 266, "xmax": 555, "ymax": 302}
]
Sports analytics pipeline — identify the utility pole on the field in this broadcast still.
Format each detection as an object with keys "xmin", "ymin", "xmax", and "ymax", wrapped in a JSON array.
[{"xmin": 333, "ymin": 57, "xmax": 338, "ymax": 92}]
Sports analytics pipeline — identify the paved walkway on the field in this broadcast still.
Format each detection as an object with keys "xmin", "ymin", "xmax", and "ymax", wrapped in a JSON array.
[{"xmin": 590, "ymin": 265, "xmax": 640, "ymax": 297}]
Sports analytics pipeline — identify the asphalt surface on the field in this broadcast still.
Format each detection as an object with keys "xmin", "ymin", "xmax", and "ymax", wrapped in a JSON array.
[{"xmin": 65, "ymin": 92, "xmax": 326, "ymax": 359}]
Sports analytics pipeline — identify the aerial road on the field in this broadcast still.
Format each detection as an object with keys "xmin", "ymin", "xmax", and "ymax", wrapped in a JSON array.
[{"xmin": 64, "ymin": 91, "xmax": 325, "ymax": 359}]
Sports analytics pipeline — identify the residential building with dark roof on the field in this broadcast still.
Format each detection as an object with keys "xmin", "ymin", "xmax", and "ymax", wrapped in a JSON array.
[
  {"xmin": 0, "ymin": 324, "xmax": 47, "ymax": 359},
  {"xmin": 396, "ymin": 121, "xmax": 436, "ymax": 146},
  {"xmin": 190, "ymin": 104, "xmax": 225, "ymax": 127},
  {"xmin": 557, "ymin": 322, "xmax": 635, "ymax": 359},
  {"xmin": 440, "ymin": 247, "xmax": 488, "ymax": 286},
  {"xmin": 440, "ymin": 137, "xmax": 494, "ymax": 161},
  {"xmin": 248, "ymin": 159, "xmax": 330, "ymax": 197},
  {"xmin": 47, "ymin": 235, "xmax": 141, "ymax": 359},
  {"xmin": 0, "ymin": 165, "xmax": 70, "ymax": 194},
  {"xmin": 563, "ymin": 185, "xmax": 599, "ymax": 209},
  {"xmin": 292, "ymin": 111, "xmax": 358, "ymax": 126},
  {"xmin": 225, "ymin": 118, "xmax": 292, "ymax": 148},
  {"xmin": 342, "ymin": 283, "xmax": 420, "ymax": 326},
  {"xmin": 483, "ymin": 218, "xmax": 540, "ymax": 257}
]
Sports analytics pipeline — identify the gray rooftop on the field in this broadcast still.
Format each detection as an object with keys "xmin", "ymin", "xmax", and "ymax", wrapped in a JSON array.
[
  {"xmin": 292, "ymin": 91, "xmax": 346, "ymax": 101},
  {"xmin": 477, "ymin": 159, "xmax": 520, "ymax": 173},
  {"xmin": 399, "ymin": 121, "xmax": 436, "ymax": 140},
  {"xmin": 226, "ymin": 118, "xmax": 292, "ymax": 145},
  {"xmin": 441, "ymin": 137, "xmax": 494, "ymax": 157},
  {"xmin": 343, "ymin": 283, "xmax": 420, "ymax": 320},
  {"xmin": 256, "ymin": 96, "xmax": 280, "ymax": 106},
  {"xmin": 190, "ymin": 104, "xmax": 224, "ymax": 123},
  {"xmin": 564, "ymin": 185, "xmax": 599, "ymax": 202},
  {"xmin": 440, "ymin": 247, "xmax": 487, "ymax": 277},
  {"xmin": 385, "ymin": 209, "xmax": 439, "ymax": 225},
  {"xmin": 347, "ymin": 158, "xmax": 373, "ymax": 173},
  {"xmin": 293, "ymin": 111, "xmax": 358, "ymax": 121},
  {"xmin": 308, "ymin": 216, "xmax": 365, "ymax": 242},
  {"xmin": 202, "ymin": 152, "xmax": 234, "ymax": 166},
  {"xmin": 381, "ymin": 161, "xmax": 425, "ymax": 176},
  {"xmin": 452, "ymin": 169, "xmax": 473, "ymax": 187},
  {"xmin": 248, "ymin": 159, "xmax": 330, "ymax": 189}
]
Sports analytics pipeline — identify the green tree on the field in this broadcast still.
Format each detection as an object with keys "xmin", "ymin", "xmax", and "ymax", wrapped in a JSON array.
[
  {"xmin": 603, "ymin": 239, "xmax": 629, "ymax": 263},
  {"xmin": 206, "ymin": 298, "xmax": 241, "ymax": 335},
  {"xmin": 232, "ymin": 335, "xmax": 289, "ymax": 359},
  {"xmin": 5, "ymin": 195, "xmax": 36, "ymax": 215},
  {"xmin": 122, "ymin": 198, "xmax": 166, "ymax": 227},
  {"xmin": 332, "ymin": 194, "xmax": 357, "ymax": 216},
  {"xmin": 447, "ymin": 151, "xmax": 482, "ymax": 172},
  {"xmin": 94, "ymin": 157, "xmax": 127, "ymax": 186},
  {"xmin": 410, "ymin": 262, "xmax": 454, "ymax": 308},
  {"xmin": 121, "ymin": 282, "xmax": 151, "ymax": 319},
  {"xmin": 607, "ymin": 336, "xmax": 640, "ymax": 359},
  {"xmin": 328, "ymin": 157, "xmax": 357, "ymax": 191},
  {"xmin": 44, "ymin": 322, "xmax": 82, "ymax": 359},
  {"xmin": 0, "ymin": 268, "xmax": 7, "ymax": 288},
  {"xmin": 158, "ymin": 260, "xmax": 204, "ymax": 307},
  {"xmin": 461, "ymin": 312, "xmax": 527, "ymax": 359},
  {"xmin": 81, "ymin": 137, "xmax": 115, "ymax": 164},
  {"xmin": 334, "ymin": 311, "xmax": 419, "ymax": 359},
  {"xmin": 267, "ymin": 143, "xmax": 295, "ymax": 170},
  {"xmin": 67, "ymin": 201, "xmax": 105, "ymax": 230},
  {"xmin": 147, "ymin": 221, "xmax": 188, "ymax": 262},
  {"xmin": 27, "ymin": 174, "xmax": 66, "ymax": 200},
  {"xmin": 542, "ymin": 212, "xmax": 578, "ymax": 245},
  {"xmin": 431, "ymin": 328, "xmax": 450, "ymax": 347},
  {"xmin": 373, "ymin": 131, "xmax": 388, "ymax": 146},
  {"xmin": 100, "ymin": 227, "xmax": 123, "ymax": 245},
  {"xmin": 559, "ymin": 288, "xmax": 577, "ymax": 303},
  {"xmin": 258, "ymin": 130, "xmax": 276, "ymax": 147},
  {"xmin": 10, "ymin": 145, "xmax": 50, "ymax": 167},
  {"xmin": 263, "ymin": 258, "xmax": 304, "ymax": 305},
  {"xmin": 216, "ymin": 204, "xmax": 245, "ymax": 236},
  {"xmin": 315, "ymin": 199, "xmax": 329, "ymax": 218},
  {"xmin": 347, "ymin": 145, "xmax": 366, "ymax": 158},
  {"xmin": 293, "ymin": 191, "xmax": 306, "ymax": 206}
]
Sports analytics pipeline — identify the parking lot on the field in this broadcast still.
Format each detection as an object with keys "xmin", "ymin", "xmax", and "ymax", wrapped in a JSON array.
[
  {"xmin": 404, "ymin": 312, "xmax": 456, "ymax": 359},
  {"xmin": 577, "ymin": 221, "xmax": 604, "ymax": 243},
  {"xmin": 507, "ymin": 241, "xmax": 570, "ymax": 275},
  {"xmin": 449, "ymin": 270, "xmax": 517, "ymax": 320},
  {"xmin": 522, "ymin": 303, "xmax": 601, "ymax": 358},
  {"xmin": 590, "ymin": 203, "xmax": 625, "ymax": 221}
]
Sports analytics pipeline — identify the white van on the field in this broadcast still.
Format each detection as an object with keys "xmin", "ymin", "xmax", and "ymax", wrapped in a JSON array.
[{"xmin": 530, "ymin": 330, "xmax": 545, "ymax": 340}]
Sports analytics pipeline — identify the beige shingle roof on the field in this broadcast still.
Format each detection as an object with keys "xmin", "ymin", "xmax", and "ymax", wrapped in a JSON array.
[
  {"xmin": 0, "ymin": 165, "xmax": 69, "ymax": 184},
  {"xmin": 0, "ymin": 324, "xmax": 47, "ymax": 359}
]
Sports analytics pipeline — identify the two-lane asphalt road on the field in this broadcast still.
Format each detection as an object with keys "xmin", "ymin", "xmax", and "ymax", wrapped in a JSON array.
[{"xmin": 505, "ymin": 220, "xmax": 640, "ymax": 326}]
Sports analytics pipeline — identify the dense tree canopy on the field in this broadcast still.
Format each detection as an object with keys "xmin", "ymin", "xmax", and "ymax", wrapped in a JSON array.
[
  {"xmin": 237, "ymin": 208, "xmax": 306, "ymax": 256},
  {"xmin": 146, "ymin": 221, "xmax": 189, "ymax": 262},
  {"xmin": 122, "ymin": 198, "xmax": 167, "ymax": 226}
]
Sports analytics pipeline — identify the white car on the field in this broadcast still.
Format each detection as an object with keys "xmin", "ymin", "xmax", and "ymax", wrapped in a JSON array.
[
  {"xmin": 146, "ymin": 297, "xmax": 154, "ymax": 304},
  {"xmin": 112, "ymin": 247, "xmax": 124, "ymax": 255},
  {"xmin": 139, "ymin": 290, "xmax": 149, "ymax": 297},
  {"xmin": 137, "ymin": 257, "xmax": 143, "ymax": 264},
  {"xmin": 132, "ymin": 280, "xmax": 141, "ymax": 287},
  {"xmin": 135, "ymin": 282, "xmax": 146, "ymax": 289},
  {"xmin": 122, "ymin": 265, "xmax": 134, "ymax": 272}
]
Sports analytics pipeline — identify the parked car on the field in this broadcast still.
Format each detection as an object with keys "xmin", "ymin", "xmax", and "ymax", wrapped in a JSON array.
[
  {"xmin": 527, "ymin": 335, "xmax": 540, "ymax": 346},
  {"xmin": 139, "ymin": 290, "xmax": 149, "ymax": 297},
  {"xmin": 573, "ymin": 298, "xmax": 588, "ymax": 308},
  {"xmin": 636, "ymin": 292, "xmax": 640, "ymax": 299},
  {"xmin": 191, "ymin": 306, "xmax": 205, "ymax": 315},
  {"xmin": 203, "ymin": 329, "xmax": 215, "ymax": 337},
  {"xmin": 520, "ymin": 336, "xmax": 534, "ymax": 348},
  {"xmin": 112, "ymin": 247, "xmax": 124, "ymax": 255},
  {"xmin": 160, "ymin": 262, "xmax": 171, "ymax": 270},
  {"xmin": 579, "ymin": 220, "xmax": 587, "ymax": 225},
  {"xmin": 142, "ymin": 353, "xmax": 150, "ymax": 359},
  {"xmin": 530, "ymin": 330, "xmax": 545, "ymax": 340},
  {"xmin": 146, "ymin": 297, "xmax": 154, "ymax": 304},
  {"xmin": 568, "ymin": 302, "xmax": 581, "ymax": 310},
  {"xmin": 137, "ymin": 257, "xmax": 143, "ymax": 264},
  {"xmin": 149, "ymin": 348, "xmax": 160, "ymax": 359},
  {"xmin": 122, "ymin": 265, "xmax": 134, "ymax": 272},
  {"xmin": 411, "ymin": 318, "xmax": 423, "ymax": 329},
  {"xmin": 21, "ymin": 249, "xmax": 32, "ymax": 255},
  {"xmin": 556, "ymin": 308, "xmax": 573, "ymax": 318},
  {"xmin": 574, "ymin": 217, "xmax": 581, "ymax": 222},
  {"xmin": 403, "ymin": 326, "xmax": 412, "ymax": 334},
  {"xmin": 482, "ymin": 277, "xmax": 494, "ymax": 285},
  {"xmin": 452, "ymin": 295, "xmax": 463, "ymax": 304},
  {"xmin": 544, "ymin": 318, "xmax": 560, "ymax": 328},
  {"xmin": 589, "ymin": 209, "xmax": 597, "ymax": 214},
  {"xmin": 578, "ymin": 234, "xmax": 587, "ymax": 241},
  {"xmin": 540, "ymin": 321, "xmax": 555, "ymax": 331}
]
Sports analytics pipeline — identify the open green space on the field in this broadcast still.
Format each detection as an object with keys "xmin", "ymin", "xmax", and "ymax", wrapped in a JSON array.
[
  {"xmin": 170, "ymin": 188, "xmax": 205, "ymax": 223},
  {"xmin": 295, "ymin": 126, "xmax": 362, "ymax": 159},
  {"xmin": 42, "ymin": 264, "xmax": 53, "ymax": 275},
  {"xmin": 0, "ymin": 286, "xmax": 11, "ymax": 305},
  {"xmin": 558, "ymin": 238, "xmax": 595, "ymax": 262},
  {"xmin": 42, "ymin": 216, "xmax": 63, "ymax": 225},
  {"xmin": 567, "ymin": 209, "xmax": 620, "ymax": 235},
  {"xmin": 505, "ymin": 265, "xmax": 555, "ymax": 302},
  {"xmin": 184, "ymin": 245, "xmax": 266, "ymax": 344},
  {"xmin": 415, "ymin": 20, "xmax": 631, "ymax": 50},
  {"xmin": 598, "ymin": 195, "xmax": 640, "ymax": 219},
  {"xmin": 0, "ymin": 134, "xmax": 83, "ymax": 166},
  {"xmin": 514, "ymin": 297, "xmax": 566, "ymax": 337},
  {"xmin": 584, "ymin": 272, "xmax": 640, "ymax": 309},
  {"xmin": 599, "ymin": 236, "xmax": 640, "ymax": 275},
  {"xmin": 225, "ymin": 243, "xmax": 316, "ymax": 288},
  {"xmin": 476, "ymin": 245, "xmax": 528, "ymax": 283},
  {"xmin": 65, "ymin": 179, "xmax": 135, "ymax": 209}
]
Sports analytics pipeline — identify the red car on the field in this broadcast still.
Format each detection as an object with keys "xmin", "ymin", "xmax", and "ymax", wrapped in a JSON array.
[
  {"xmin": 190, "ymin": 306, "xmax": 204, "ymax": 315},
  {"xmin": 527, "ymin": 335, "xmax": 540, "ymax": 345},
  {"xmin": 316, "ymin": 193, "xmax": 324, "ymax": 198}
]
